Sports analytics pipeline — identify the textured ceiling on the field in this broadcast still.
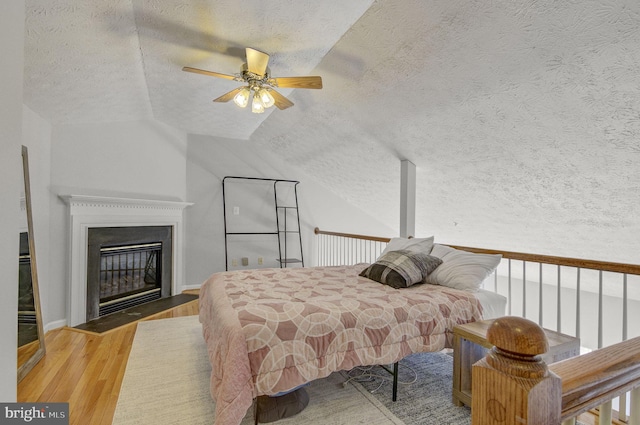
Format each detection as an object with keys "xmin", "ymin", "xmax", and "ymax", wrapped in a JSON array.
[
  {"xmin": 24, "ymin": 0, "xmax": 373, "ymax": 139},
  {"xmin": 255, "ymin": 0, "xmax": 640, "ymax": 261},
  {"xmin": 23, "ymin": 0, "xmax": 640, "ymax": 261}
]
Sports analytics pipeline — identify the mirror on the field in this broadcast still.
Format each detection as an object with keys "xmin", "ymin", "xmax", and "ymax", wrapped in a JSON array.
[{"xmin": 18, "ymin": 145, "xmax": 45, "ymax": 382}]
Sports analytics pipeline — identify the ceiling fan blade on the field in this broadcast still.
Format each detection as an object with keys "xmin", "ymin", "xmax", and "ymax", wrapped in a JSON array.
[
  {"xmin": 269, "ymin": 76, "xmax": 323, "ymax": 89},
  {"xmin": 182, "ymin": 66, "xmax": 237, "ymax": 81},
  {"xmin": 269, "ymin": 76, "xmax": 322, "ymax": 89},
  {"xmin": 213, "ymin": 87, "xmax": 244, "ymax": 103},
  {"xmin": 245, "ymin": 47, "xmax": 270, "ymax": 77},
  {"xmin": 269, "ymin": 89, "xmax": 294, "ymax": 110}
]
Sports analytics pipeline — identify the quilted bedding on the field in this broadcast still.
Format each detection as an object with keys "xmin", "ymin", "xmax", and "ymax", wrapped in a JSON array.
[{"xmin": 199, "ymin": 264, "xmax": 484, "ymax": 425}]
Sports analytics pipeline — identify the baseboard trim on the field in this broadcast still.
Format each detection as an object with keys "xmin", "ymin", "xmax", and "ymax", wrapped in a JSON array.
[{"xmin": 44, "ymin": 319, "xmax": 67, "ymax": 333}]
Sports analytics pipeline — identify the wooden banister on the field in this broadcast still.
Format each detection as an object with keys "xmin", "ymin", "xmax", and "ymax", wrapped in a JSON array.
[
  {"xmin": 550, "ymin": 336, "xmax": 640, "ymax": 422},
  {"xmin": 313, "ymin": 227, "xmax": 392, "ymax": 243},
  {"xmin": 314, "ymin": 227, "xmax": 640, "ymax": 275},
  {"xmin": 447, "ymin": 244, "xmax": 640, "ymax": 276}
]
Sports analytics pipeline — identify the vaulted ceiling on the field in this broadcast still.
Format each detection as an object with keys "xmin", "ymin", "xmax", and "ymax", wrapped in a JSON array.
[{"xmin": 23, "ymin": 0, "xmax": 640, "ymax": 261}]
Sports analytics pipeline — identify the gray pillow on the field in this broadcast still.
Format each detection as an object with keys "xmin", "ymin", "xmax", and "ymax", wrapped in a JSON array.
[{"xmin": 359, "ymin": 249, "xmax": 443, "ymax": 289}]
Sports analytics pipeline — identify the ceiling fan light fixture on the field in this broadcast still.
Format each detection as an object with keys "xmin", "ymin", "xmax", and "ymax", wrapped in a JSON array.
[
  {"xmin": 257, "ymin": 87, "xmax": 275, "ymax": 109},
  {"xmin": 233, "ymin": 86, "xmax": 251, "ymax": 108},
  {"xmin": 183, "ymin": 47, "xmax": 322, "ymax": 112},
  {"xmin": 251, "ymin": 94, "xmax": 265, "ymax": 114}
]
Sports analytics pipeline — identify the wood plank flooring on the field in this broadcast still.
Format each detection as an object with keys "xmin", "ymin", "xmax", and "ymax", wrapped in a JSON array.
[{"xmin": 17, "ymin": 294, "xmax": 199, "ymax": 425}]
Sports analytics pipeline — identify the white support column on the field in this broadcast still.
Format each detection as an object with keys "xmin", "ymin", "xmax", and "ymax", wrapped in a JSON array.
[{"xmin": 400, "ymin": 160, "xmax": 416, "ymax": 238}]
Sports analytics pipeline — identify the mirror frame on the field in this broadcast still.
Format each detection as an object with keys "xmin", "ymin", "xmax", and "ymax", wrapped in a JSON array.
[{"xmin": 18, "ymin": 145, "xmax": 46, "ymax": 382}]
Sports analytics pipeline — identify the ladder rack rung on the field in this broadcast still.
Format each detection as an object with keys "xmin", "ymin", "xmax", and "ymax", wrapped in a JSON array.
[{"xmin": 277, "ymin": 258, "xmax": 302, "ymax": 264}]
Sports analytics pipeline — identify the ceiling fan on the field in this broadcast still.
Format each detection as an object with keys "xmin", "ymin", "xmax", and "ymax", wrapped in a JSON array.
[{"xmin": 183, "ymin": 47, "xmax": 322, "ymax": 113}]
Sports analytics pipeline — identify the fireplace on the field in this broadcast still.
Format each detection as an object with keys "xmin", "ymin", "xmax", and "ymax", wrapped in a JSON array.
[
  {"xmin": 86, "ymin": 226, "xmax": 172, "ymax": 320},
  {"xmin": 61, "ymin": 195, "xmax": 192, "ymax": 327}
]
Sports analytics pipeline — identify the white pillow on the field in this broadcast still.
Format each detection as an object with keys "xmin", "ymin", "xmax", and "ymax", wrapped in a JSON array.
[
  {"xmin": 379, "ymin": 236, "xmax": 435, "ymax": 258},
  {"xmin": 424, "ymin": 244, "xmax": 502, "ymax": 292}
]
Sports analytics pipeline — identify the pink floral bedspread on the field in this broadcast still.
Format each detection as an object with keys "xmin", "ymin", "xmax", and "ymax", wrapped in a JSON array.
[{"xmin": 199, "ymin": 264, "xmax": 483, "ymax": 425}]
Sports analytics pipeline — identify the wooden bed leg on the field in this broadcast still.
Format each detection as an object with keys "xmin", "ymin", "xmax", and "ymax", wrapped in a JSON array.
[{"xmin": 392, "ymin": 362, "xmax": 399, "ymax": 402}]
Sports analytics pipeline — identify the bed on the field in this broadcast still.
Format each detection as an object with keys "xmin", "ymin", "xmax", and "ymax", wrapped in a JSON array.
[{"xmin": 199, "ymin": 241, "xmax": 507, "ymax": 425}]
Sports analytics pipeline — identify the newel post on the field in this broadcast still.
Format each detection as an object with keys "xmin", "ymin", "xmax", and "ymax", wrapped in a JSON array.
[{"xmin": 472, "ymin": 317, "xmax": 562, "ymax": 425}]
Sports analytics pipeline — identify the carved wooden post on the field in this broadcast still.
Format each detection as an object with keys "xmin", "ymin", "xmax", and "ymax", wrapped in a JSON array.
[{"xmin": 472, "ymin": 317, "xmax": 562, "ymax": 425}]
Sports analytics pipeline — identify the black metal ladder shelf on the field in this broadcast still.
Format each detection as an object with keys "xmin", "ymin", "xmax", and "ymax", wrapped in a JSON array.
[{"xmin": 222, "ymin": 176, "xmax": 304, "ymax": 271}]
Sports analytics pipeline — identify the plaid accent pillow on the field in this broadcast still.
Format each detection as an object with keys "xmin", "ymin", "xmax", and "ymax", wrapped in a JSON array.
[{"xmin": 359, "ymin": 249, "xmax": 443, "ymax": 289}]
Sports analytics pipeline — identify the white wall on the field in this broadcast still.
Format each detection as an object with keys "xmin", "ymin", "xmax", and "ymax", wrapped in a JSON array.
[
  {"xmin": 185, "ymin": 134, "xmax": 395, "ymax": 287},
  {"xmin": 45, "ymin": 120, "xmax": 187, "ymax": 326},
  {"xmin": 0, "ymin": 0, "xmax": 25, "ymax": 402}
]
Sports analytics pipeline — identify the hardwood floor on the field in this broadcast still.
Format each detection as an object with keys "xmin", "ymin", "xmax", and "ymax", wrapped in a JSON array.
[{"xmin": 17, "ymin": 295, "xmax": 199, "ymax": 425}]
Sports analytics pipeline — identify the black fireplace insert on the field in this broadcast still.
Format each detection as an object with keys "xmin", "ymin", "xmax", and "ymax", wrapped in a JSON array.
[{"xmin": 86, "ymin": 226, "xmax": 172, "ymax": 321}]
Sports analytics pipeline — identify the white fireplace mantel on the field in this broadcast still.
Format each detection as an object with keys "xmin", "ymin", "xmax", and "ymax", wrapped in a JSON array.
[{"xmin": 61, "ymin": 195, "xmax": 193, "ymax": 327}]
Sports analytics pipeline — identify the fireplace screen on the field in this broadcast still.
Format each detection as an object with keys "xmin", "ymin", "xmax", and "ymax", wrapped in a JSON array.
[
  {"xmin": 87, "ymin": 226, "xmax": 172, "ymax": 321},
  {"xmin": 100, "ymin": 243, "xmax": 161, "ymax": 302},
  {"xmin": 98, "ymin": 242, "xmax": 163, "ymax": 316}
]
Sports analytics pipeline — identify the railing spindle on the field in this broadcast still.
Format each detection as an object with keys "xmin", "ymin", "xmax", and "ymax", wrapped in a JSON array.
[
  {"xmin": 557, "ymin": 265, "xmax": 562, "ymax": 333},
  {"xmin": 576, "ymin": 268, "xmax": 581, "ymax": 339},
  {"xmin": 523, "ymin": 261, "xmax": 527, "ymax": 318},
  {"xmin": 600, "ymin": 400, "xmax": 612, "ymax": 425},
  {"xmin": 598, "ymin": 270, "xmax": 603, "ymax": 349},
  {"xmin": 508, "ymin": 259, "xmax": 512, "ymax": 315},
  {"xmin": 630, "ymin": 387, "xmax": 640, "ymax": 425},
  {"xmin": 493, "ymin": 270, "xmax": 498, "ymax": 292},
  {"xmin": 539, "ymin": 263, "xmax": 543, "ymax": 326},
  {"xmin": 621, "ymin": 393, "xmax": 628, "ymax": 422},
  {"xmin": 623, "ymin": 274, "xmax": 628, "ymax": 341}
]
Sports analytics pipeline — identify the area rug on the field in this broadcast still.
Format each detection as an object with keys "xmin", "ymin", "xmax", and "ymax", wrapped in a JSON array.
[
  {"xmin": 112, "ymin": 315, "xmax": 405, "ymax": 425},
  {"xmin": 353, "ymin": 351, "xmax": 472, "ymax": 425}
]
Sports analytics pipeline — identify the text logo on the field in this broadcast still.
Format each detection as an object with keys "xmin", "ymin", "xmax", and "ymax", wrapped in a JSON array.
[{"xmin": 0, "ymin": 404, "xmax": 68, "ymax": 425}]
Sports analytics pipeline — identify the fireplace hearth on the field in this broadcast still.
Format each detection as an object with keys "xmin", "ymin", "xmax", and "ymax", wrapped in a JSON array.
[{"xmin": 87, "ymin": 226, "xmax": 172, "ymax": 321}]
